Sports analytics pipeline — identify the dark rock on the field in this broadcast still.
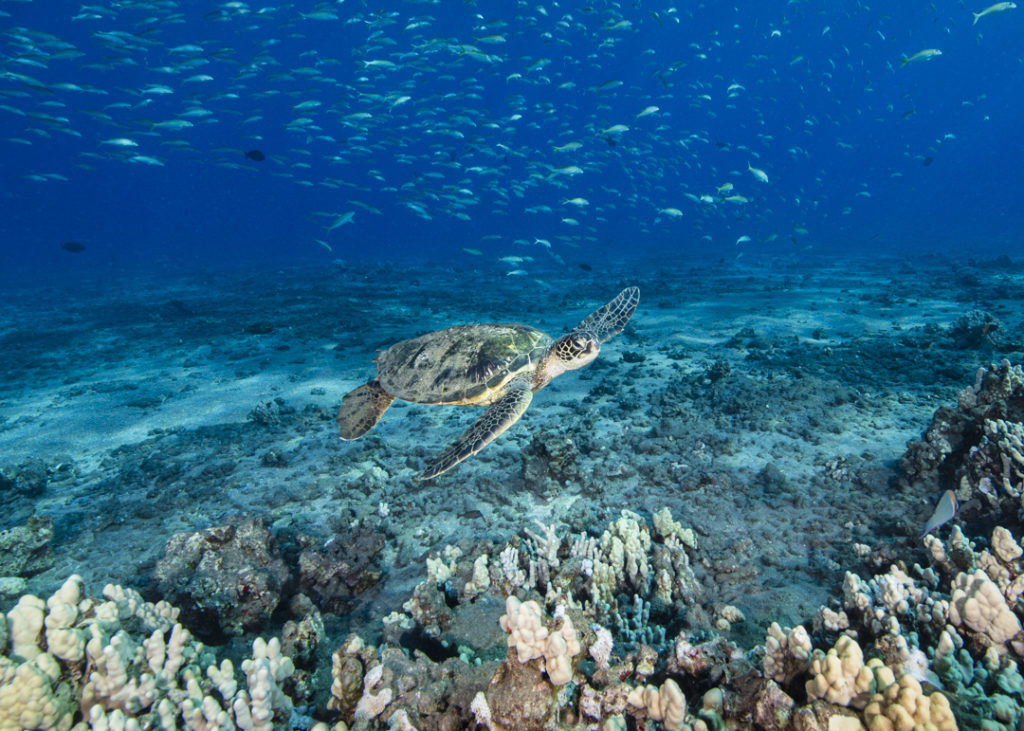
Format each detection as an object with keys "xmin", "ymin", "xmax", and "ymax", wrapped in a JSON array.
[
  {"xmin": 521, "ymin": 430, "xmax": 582, "ymax": 487},
  {"xmin": 260, "ymin": 450, "xmax": 288, "ymax": 467},
  {"xmin": 0, "ymin": 515, "xmax": 54, "ymax": 577},
  {"xmin": 706, "ymin": 359, "xmax": 731, "ymax": 382},
  {"xmin": 280, "ymin": 594, "xmax": 324, "ymax": 669},
  {"xmin": 1, "ymin": 458, "xmax": 49, "ymax": 497},
  {"xmin": 243, "ymin": 322, "xmax": 274, "ymax": 334},
  {"xmin": 949, "ymin": 310, "xmax": 1001, "ymax": 349},
  {"xmin": 152, "ymin": 518, "xmax": 289, "ymax": 638},
  {"xmin": 247, "ymin": 397, "xmax": 295, "ymax": 426},
  {"xmin": 297, "ymin": 526, "xmax": 385, "ymax": 613},
  {"xmin": 486, "ymin": 648, "xmax": 553, "ymax": 731},
  {"xmin": 755, "ymin": 463, "xmax": 789, "ymax": 497}
]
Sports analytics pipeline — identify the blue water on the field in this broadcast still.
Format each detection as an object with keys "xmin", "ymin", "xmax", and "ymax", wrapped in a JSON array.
[{"xmin": 2, "ymin": 0, "xmax": 1021, "ymax": 281}]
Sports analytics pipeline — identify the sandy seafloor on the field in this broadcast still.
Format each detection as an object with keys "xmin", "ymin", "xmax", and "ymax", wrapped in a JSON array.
[{"xmin": 1, "ymin": 252, "xmax": 1022, "ymax": 653}]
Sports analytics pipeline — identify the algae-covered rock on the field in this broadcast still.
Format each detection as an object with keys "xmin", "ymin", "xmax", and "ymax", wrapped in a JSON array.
[
  {"xmin": 152, "ymin": 517, "xmax": 288, "ymax": 638},
  {"xmin": 0, "ymin": 516, "xmax": 54, "ymax": 577}
]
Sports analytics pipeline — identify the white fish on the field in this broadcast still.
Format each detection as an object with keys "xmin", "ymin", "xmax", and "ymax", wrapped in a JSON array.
[
  {"xmin": 659, "ymin": 208, "xmax": 683, "ymax": 217},
  {"xmin": 151, "ymin": 120, "xmax": 193, "ymax": 131},
  {"xmin": 635, "ymin": 106, "xmax": 659, "ymax": 118},
  {"xmin": 129, "ymin": 155, "xmax": 163, "ymax": 165},
  {"xmin": 973, "ymin": 2, "xmax": 1016, "ymax": 24},
  {"xmin": 101, "ymin": 138, "xmax": 138, "ymax": 147},
  {"xmin": 747, "ymin": 163, "xmax": 769, "ymax": 183},
  {"xmin": 327, "ymin": 211, "xmax": 355, "ymax": 231},
  {"xmin": 923, "ymin": 490, "xmax": 959, "ymax": 535}
]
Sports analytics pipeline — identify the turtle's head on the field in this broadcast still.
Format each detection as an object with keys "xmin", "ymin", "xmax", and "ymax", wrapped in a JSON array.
[{"xmin": 536, "ymin": 331, "xmax": 600, "ymax": 388}]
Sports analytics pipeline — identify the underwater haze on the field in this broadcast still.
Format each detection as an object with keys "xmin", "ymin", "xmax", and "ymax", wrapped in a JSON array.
[
  {"xmin": 1, "ymin": 0, "xmax": 1022, "ymax": 276},
  {"xmin": 4, "ymin": 2, "xmax": 1024, "ymax": 731}
]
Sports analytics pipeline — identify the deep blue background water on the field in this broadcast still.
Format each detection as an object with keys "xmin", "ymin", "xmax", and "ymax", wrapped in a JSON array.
[{"xmin": 1, "ymin": 0, "xmax": 1021, "ymax": 283}]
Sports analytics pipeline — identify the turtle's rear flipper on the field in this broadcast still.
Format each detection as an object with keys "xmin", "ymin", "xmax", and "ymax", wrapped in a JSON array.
[
  {"xmin": 573, "ymin": 286, "xmax": 639, "ymax": 343},
  {"xmin": 337, "ymin": 380, "xmax": 394, "ymax": 440},
  {"xmin": 420, "ymin": 376, "xmax": 533, "ymax": 479}
]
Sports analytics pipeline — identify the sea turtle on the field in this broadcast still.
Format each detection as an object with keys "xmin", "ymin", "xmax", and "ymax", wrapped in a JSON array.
[{"xmin": 336, "ymin": 286, "xmax": 639, "ymax": 479}]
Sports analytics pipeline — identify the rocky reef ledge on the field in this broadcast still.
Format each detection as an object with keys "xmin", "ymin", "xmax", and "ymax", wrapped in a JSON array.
[{"xmin": 4, "ymin": 360, "xmax": 1024, "ymax": 730}]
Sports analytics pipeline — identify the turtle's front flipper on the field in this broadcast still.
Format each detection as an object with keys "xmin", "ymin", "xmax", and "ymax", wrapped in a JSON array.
[
  {"xmin": 420, "ymin": 376, "xmax": 533, "ymax": 479},
  {"xmin": 573, "ymin": 286, "xmax": 639, "ymax": 343},
  {"xmin": 337, "ymin": 380, "xmax": 394, "ymax": 440}
]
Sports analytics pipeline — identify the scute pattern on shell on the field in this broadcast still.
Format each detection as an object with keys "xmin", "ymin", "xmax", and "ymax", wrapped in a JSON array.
[{"xmin": 375, "ymin": 324, "xmax": 551, "ymax": 405}]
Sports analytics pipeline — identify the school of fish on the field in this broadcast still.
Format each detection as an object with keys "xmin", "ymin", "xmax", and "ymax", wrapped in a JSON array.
[{"xmin": 1, "ymin": 1, "xmax": 1016, "ymax": 272}]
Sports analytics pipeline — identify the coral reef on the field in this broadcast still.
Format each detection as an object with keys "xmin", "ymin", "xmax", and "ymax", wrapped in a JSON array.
[
  {"xmin": 0, "ymin": 575, "xmax": 304, "ymax": 731},
  {"xmin": 0, "ymin": 516, "xmax": 54, "ymax": 578},
  {"xmin": 297, "ymin": 527, "xmax": 385, "ymax": 614},
  {"xmin": 899, "ymin": 359, "xmax": 1023, "ymax": 512},
  {"xmin": 5, "ymin": 361, "xmax": 1024, "ymax": 730},
  {"xmin": 152, "ymin": 519, "xmax": 289, "ymax": 639}
]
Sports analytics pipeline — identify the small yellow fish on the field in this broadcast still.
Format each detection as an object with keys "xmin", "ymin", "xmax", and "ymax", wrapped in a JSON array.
[
  {"xmin": 659, "ymin": 207, "xmax": 683, "ymax": 218},
  {"xmin": 635, "ymin": 105, "xmax": 659, "ymax": 119},
  {"xmin": 973, "ymin": 2, "xmax": 1016, "ymax": 24},
  {"xmin": 601, "ymin": 124, "xmax": 629, "ymax": 135},
  {"xmin": 900, "ymin": 48, "xmax": 942, "ymax": 66},
  {"xmin": 553, "ymin": 141, "xmax": 583, "ymax": 152}
]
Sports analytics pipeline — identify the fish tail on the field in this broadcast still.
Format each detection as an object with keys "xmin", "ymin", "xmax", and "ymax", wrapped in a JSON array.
[{"xmin": 972, "ymin": 12, "xmax": 980, "ymax": 24}]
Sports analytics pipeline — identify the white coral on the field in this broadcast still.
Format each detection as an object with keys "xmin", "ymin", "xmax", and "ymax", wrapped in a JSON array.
[
  {"xmin": 762, "ymin": 622, "xmax": 811, "ymax": 684},
  {"xmin": 499, "ymin": 596, "xmax": 547, "ymax": 662},
  {"xmin": 949, "ymin": 569, "xmax": 1022, "ymax": 649},
  {"xmin": 805, "ymin": 635, "xmax": 876, "ymax": 709}
]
